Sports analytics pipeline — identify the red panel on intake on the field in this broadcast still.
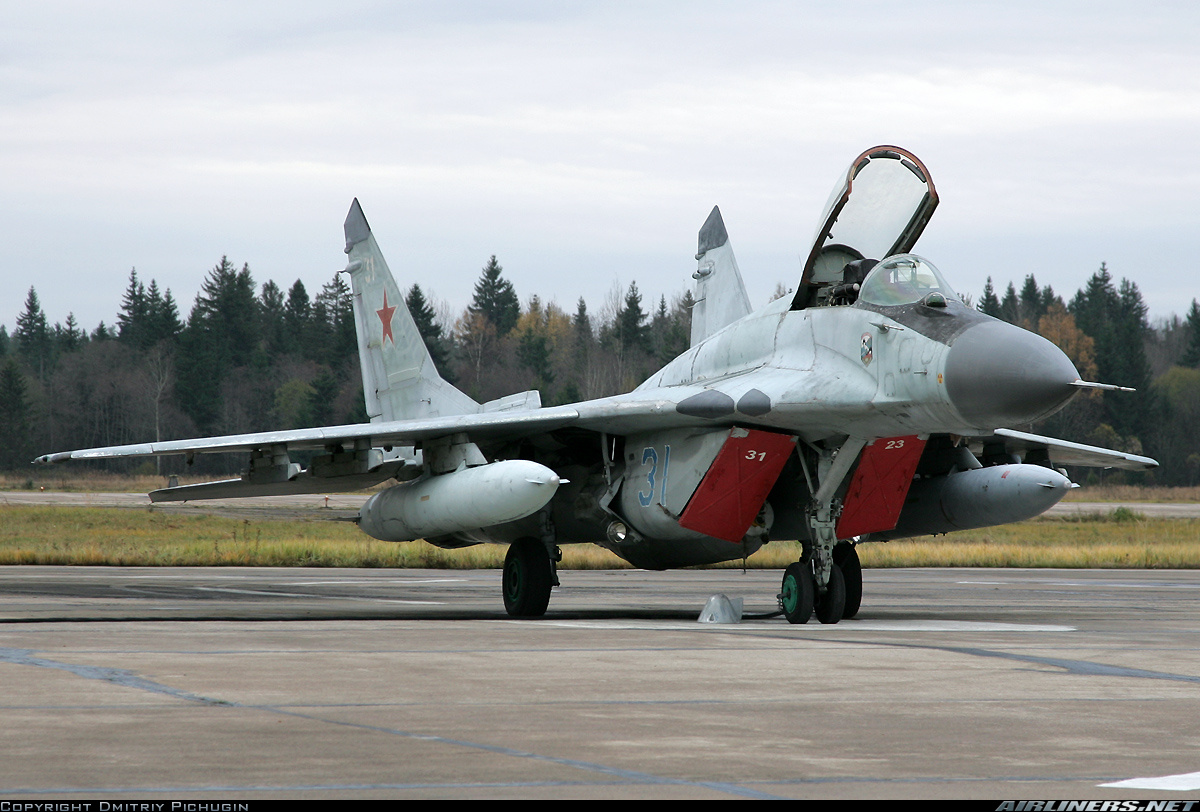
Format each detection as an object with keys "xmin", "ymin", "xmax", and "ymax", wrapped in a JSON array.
[
  {"xmin": 835, "ymin": 435, "xmax": 926, "ymax": 538},
  {"xmin": 678, "ymin": 428, "xmax": 797, "ymax": 543}
]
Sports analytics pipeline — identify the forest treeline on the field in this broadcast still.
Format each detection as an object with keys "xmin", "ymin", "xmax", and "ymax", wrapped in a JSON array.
[
  {"xmin": 1, "ymin": 256, "xmax": 1198, "ymax": 485},
  {"xmin": 0, "ymin": 256, "xmax": 693, "ymax": 474}
]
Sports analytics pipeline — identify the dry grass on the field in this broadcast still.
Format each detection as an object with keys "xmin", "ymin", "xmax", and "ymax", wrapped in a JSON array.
[
  {"xmin": 0, "ymin": 470, "xmax": 221, "ymax": 494},
  {"xmin": 9, "ymin": 472, "xmax": 1199, "ymax": 503},
  {"xmin": 0, "ymin": 505, "xmax": 630, "ymax": 569},
  {"xmin": 1, "ymin": 504, "xmax": 1197, "ymax": 570},
  {"xmin": 1063, "ymin": 484, "xmax": 1200, "ymax": 503},
  {"xmin": 0, "ymin": 470, "xmax": 392, "ymax": 496}
]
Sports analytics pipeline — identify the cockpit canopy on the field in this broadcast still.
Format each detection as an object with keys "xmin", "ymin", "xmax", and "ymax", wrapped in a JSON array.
[
  {"xmin": 790, "ymin": 146, "xmax": 939, "ymax": 310},
  {"xmin": 858, "ymin": 254, "xmax": 959, "ymax": 307}
]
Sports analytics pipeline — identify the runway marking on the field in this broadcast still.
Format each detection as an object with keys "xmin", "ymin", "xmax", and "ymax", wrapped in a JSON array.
[
  {"xmin": 1100, "ymin": 770, "xmax": 1200, "ymax": 790},
  {"xmin": 0, "ymin": 647, "xmax": 225, "ymax": 705},
  {"xmin": 193, "ymin": 586, "xmax": 444, "ymax": 605},
  {"xmin": 945, "ymin": 647, "xmax": 1200, "ymax": 683}
]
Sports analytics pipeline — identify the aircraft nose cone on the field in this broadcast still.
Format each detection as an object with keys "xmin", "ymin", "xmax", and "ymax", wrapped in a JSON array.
[{"xmin": 945, "ymin": 320, "xmax": 1079, "ymax": 427}]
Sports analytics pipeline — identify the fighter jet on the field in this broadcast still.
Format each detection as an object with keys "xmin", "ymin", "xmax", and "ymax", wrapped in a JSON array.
[{"xmin": 36, "ymin": 145, "xmax": 1156, "ymax": 623}]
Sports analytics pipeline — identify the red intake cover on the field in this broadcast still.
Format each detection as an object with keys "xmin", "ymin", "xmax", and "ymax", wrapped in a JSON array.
[
  {"xmin": 836, "ymin": 435, "xmax": 926, "ymax": 538},
  {"xmin": 678, "ymin": 428, "xmax": 797, "ymax": 543}
]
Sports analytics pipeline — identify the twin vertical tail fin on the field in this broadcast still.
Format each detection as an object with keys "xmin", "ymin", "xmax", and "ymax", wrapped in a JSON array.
[
  {"xmin": 690, "ymin": 206, "xmax": 752, "ymax": 346},
  {"xmin": 342, "ymin": 199, "xmax": 479, "ymax": 423}
]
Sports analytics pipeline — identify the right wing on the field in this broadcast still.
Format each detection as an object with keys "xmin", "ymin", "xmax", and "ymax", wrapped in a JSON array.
[
  {"xmin": 35, "ymin": 407, "xmax": 581, "ymax": 502},
  {"xmin": 33, "ymin": 385, "xmax": 729, "ymax": 501},
  {"xmin": 35, "ymin": 406, "xmax": 581, "ymax": 465}
]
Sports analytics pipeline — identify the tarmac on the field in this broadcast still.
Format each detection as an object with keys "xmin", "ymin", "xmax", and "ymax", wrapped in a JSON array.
[
  {"xmin": 3, "ymin": 565, "xmax": 1200, "ymax": 799},
  {"xmin": 3, "ymin": 491, "xmax": 1200, "ymax": 799}
]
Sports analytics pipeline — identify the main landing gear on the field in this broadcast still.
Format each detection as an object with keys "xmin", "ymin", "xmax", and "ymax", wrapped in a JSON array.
[
  {"xmin": 779, "ymin": 540, "xmax": 861, "ymax": 624},
  {"xmin": 782, "ymin": 437, "xmax": 870, "ymax": 625},
  {"xmin": 502, "ymin": 537, "xmax": 559, "ymax": 617}
]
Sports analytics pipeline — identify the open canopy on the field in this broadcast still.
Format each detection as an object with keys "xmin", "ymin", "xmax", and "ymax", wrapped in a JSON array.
[{"xmin": 792, "ymin": 146, "xmax": 938, "ymax": 309}]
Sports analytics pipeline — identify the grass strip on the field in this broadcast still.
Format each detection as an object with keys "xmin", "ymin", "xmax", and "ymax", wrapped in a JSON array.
[{"xmin": 2, "ymin": 505, "xmax": 1198, "ymax": 569}]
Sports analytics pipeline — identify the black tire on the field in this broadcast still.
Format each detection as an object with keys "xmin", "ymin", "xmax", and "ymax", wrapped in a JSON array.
[
  {"xmin": 833, "ymin": 542, "xmax": 862, "ymax": 619},
  {"xmin": 814, "ymin": 562, "xmax": 846, "ymax": 625},
  {"xmin": 503, "ymin": 538, "xmax": 553, "ymax": 617},
  {"xmin": 780, "ymin": 562, "xmax": 814, "ymax": 624}
]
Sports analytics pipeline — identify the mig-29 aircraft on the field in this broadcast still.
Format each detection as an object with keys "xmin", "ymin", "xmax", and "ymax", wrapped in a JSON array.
[{"xmin": 36, "ymin": 146, "xmax": 1157, "ymax": 623}]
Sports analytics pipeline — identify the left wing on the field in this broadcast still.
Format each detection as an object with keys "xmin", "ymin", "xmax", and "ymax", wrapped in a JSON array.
[{"xmin": 971, "ymin": 428, "xmax": 1157, "ymax": 471}]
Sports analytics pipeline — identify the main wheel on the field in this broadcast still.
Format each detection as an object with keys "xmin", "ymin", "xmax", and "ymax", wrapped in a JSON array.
[
  {"xmin": 814, "ymin": 562, "xmax": 846, "ymax": 625},
  {"xmin": 780, "ymin": 562, "xmax": 814, "ymax": 624},
  {"xmin": 833, "ymin": 541, "xmax": 862, "ymax": 619},
  {"xmin": 503, "ymin": 538, "xmax": 553, "ymax": 617}
]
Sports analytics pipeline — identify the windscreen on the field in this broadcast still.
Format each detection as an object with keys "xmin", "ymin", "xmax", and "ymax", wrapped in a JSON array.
[{"xmin": 858, "ymin": 254, "xmax": 958, "ymax": 307}]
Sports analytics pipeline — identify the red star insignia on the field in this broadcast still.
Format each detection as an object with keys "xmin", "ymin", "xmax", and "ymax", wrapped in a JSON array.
[{"xmin": 377, "ymin": 290, "xmax": 397, "ymax": 345}]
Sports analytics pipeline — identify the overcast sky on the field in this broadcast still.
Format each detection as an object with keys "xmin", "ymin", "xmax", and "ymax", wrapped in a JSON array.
[{"xmin": 3, "ymin": 1, "xmax": 1198, "ymax": 335}]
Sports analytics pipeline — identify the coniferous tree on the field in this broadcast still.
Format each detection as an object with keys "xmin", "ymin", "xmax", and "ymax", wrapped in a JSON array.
[
  {"xmin": 306, "ymin": 370, "xmax": 340, "ymax": 427},
  {"xmin": 174, "ymin": 258, "xmax": 258, "ymax": 432},
  {"xmin": 1111, "ymin": 279, "xmax": 1153, "ymax": 439},
  {"xmin": 1018, "ymin": 274, "xmax": 1044, "ymax": 329},
  {"xmin": 978, "ymin": 277, "xmax": 1002, "ymax": 317},
  {"xmin": 1040, "ymin": 285, "xmax": 1063, "ymax": 315},
  {"xmin": 0, "ymin": 359, "xmax": 31, "ymax": 469},
  {"xmin": 516, "ymin": 295, "xmax": 554, "ymax": 390},
  {"xmin": 57, "ymin": 314, "xmax": 84, "ymax": 354},
  {"xmin": 650, "ymin": 295, "xmax": 671, "ymax": 363},
  {"xmin": 258, "ymin": 280, "xmax": 287, "ymax": 357},
  {"xmin": 469, "ymin": 256, "xmax": 520, "ymax": 336},
  {"xmin": 1070, "ymin": 263, "xmax": 1120, "ymax": 343},
  {"xmin": 145, "ymin": 280, "xmax": 182, "ymax": 345},
  {"xmin": 572, "ymin": 297, "xmax": 592, "ymax": 360},
  {"xmin": 663, "ymin": 291, "xmax": 694, "ymax": 360},
  {"xmin": 283, "ymin": 280, "xmax": 311, "ymax": 357},
  {"xmin": 999, "ymin": 282, "xmax": 1020, "ymax": 325},
  {"xmin": 307, "ymin": 288, "xmax": 335, "ymax": 366},
  {"xmin": 614, "ymin": 282, "xmax": 649, "ymax": 354},
  {"xmin": 406, "ymin": 283, "xmax": 452, "ymax": 374},
  {"xmin": 14, "ymin": 287, "xmax": 51, "ymax": 377},
  {"xmin": 117, "ymin": 269, "xmax": 148, "ymax": 348},
  {"xmin": 318, "ymin": 275, "xmax": 356, "ymax": 364},
  {"xmin": 1068, "ymin": 264, "xmax": 1153, "ymax": 450},
  {"xmin": 1182, "ymin": 300, "xmax": 1200, "ymax": 368}
]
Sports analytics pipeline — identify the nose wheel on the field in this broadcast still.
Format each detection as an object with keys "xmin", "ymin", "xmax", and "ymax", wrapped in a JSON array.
[
  {"xmin": 779, "ymin": 563, "xmax": 815, "ymax": 624},
  {"xmin": 813, "ymin": 562, "xmax": 846, "ymax": 624},
  {"xmin": 780, "ymin": 560, "xmax": 848, "ymax": 624},
  {"xmin": 833, "ymin": 541, "xmax": 862, "ymax": 619}
]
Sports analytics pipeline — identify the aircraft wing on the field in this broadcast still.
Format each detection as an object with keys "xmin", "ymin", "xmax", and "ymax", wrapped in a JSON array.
[
  {"xmin": 34, "ymin": 406, "xmax": 582, "ymax": 464},
  {"xmin": 973, "ymin": 428, "xmax": 1158, "ymax": 471}
]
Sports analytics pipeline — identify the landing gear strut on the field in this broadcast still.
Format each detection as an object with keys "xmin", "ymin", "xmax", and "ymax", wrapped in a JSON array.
[{"xmin": 503, "ymin": 537, "xmax": 554, "ymax": 617}]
